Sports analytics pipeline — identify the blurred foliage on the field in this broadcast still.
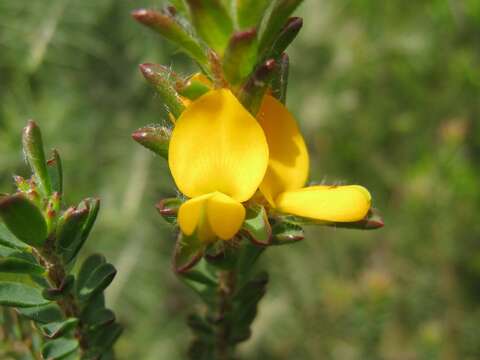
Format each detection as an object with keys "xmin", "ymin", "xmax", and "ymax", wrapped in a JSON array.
[{"xmin": 1, "ymin": 0, "xmax": 480, "ymax": 359}]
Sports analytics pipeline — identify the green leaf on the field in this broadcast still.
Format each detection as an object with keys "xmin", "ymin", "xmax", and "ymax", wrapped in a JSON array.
[
  {"xmin": 0, "ymin": 257, "xmax": 45, "ymax": 275},
  {"xmin": 42, "ymin": 275, "xmax": 75, "ymax": 301},
  {"xmin": 17, "ymin": 303, "xmax": 63, "ymax": 324},
  {"xmin": 271, "ymin": 53, "xmax": 289, "ymax": 103},
  {"xmin": 223, "ymin": 29, "xmax": 258, "ymax": 86},
  {"xmin": 258, "ymin": 0, "xmax": 304, "ymax": 54},
  {"xmin": 236, "ymin": 0, "xmax": 270, "ymax": 29},
  {"xmin": 187, "ymin": 313, "xmax": 214, "ymax": 339},
  {"xmin": 56, "ymin": 207, "xmax": 89, "ymax": 259},
  {"xmin": 155, "ymin": 197, "xmax": 182, "ymax": 225},
  {"xmin": 0, "ymin": 282, "xmax": 50, "ymax": 307},
  {"xmin": 185, "ymin": 0, "xmax": 234, "ymax": 54},
  {"xmin": 179, "ymin": 259, "xmax": 218, "ymax": 303},
  {"xmin": 132, "ymin": 126, "xmax": 171, "ymax": 159},
  {"xmin": 174, "ymin": 232, "xmax": 205, "ymax": 273},
  {"xmin": 41, "ymin": 338, "xmax": 79, "ymax": 360},
  {"xmin": 22, "ymin": 120, "xmax": 52, "ymax": 197},
  {"xmin": 266, "ymin": 16, "xmax": 302, "ymax": 59},
  {"xmin": 66, "ymin": 198, "xmax": 100, "ymax": 264},
  {"xmin": 88, "ymin": 322, "xmax": 123, "ymax": 352},
  {"xmin": 178, "ymin": 77, "xmax": 211, "ymax": 101},
  {"xmin": 82, "ymin": 307, "xmax": 115, "ymax": 328},
  {"xmin": 242, "ymin": 205, "xmax": 271, "ymax": 245},
  {"xmin": 0, "ymin": 223, "xmax": 29, "ymax": 250},
  {"xmin": 75, "ymin": 254, "xmax": 106, "ymax": 297},
  {"xmin": 328, "ymin": 208, "xmax": 385, "ymax": 230},
  {"xmin": 138, "ymin": 63, "xmax": 185, "ymax": 119},
  {"xmin": 0, "ymin": 194, "xmax": 47, "ymax": 247},
  {"xmin": 132, "ymin": 9, "xmax": 209, "ymax": 71},
  {"xmin": 271, "ymin": 220, "xmax": 304, "ymax": 245},
  {"xmin": 238, "ymin": 58, "xmax": 277, "ymax": 115},
  {"xmin": 77, "ymin": 263, "xmax": 116, "ymax": 302},
  {"xmin": 40, "ymin": 318, "xmax": 79, "ymax": 339},
  {"xmin": 47, "ymin": 149, "xmax": 63, "ymax": 195}
]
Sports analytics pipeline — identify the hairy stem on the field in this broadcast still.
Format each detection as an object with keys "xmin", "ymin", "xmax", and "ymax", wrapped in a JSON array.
[{"xmin": 214, "ymin": 270, "xmax": 236, "ymax": 360}]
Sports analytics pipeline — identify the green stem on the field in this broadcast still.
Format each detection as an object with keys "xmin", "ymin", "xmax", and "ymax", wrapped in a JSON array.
[
  {"xmin": 34, "ymin": 241, "xmax": 89, "ymax": 356},
  {"xmin": 214, "ymin": 270, "xmax": 236, "ymax": 360}
]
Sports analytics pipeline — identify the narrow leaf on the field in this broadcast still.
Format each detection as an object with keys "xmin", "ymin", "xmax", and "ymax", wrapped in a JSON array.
[
  {"xmin": 266, "ymin": 17, "xmax": 302, "ymax": 59},
  {"xmin": 138, "ymin": 63, "xmax": 185, "ymax": 119},
  {"xmin": 132, "ymin": 9, "xmax": 209, "ymax": 69},
  {"xmin": 0, "ymin": 194, "xmax": 47, "ymax": 247},
  {"xmin": 66, "ymin": 198, "xmax": 100, "ymax": 264},
  {"xmin": 75, "ymin": 254, "xmax": 106, "ymax": 299},
  {"xmin": 17, "ymin": 303, "xmax": 63, "ymax": 324},
  {"xmin": 41, "ymin": 338, "xmax": 79, "ymax": 360},
  {"xmin": 132, "ymin": 126, "xmax": 171, "ymax": 159},
  {"xmin": 185, "ymin": 0, "xmax": 233, "ymax": 54},
  {"xmin": 0, "ymin": 258, "xmax": 45, "ymax": 275},
  {"xmin": 236, "ymin": 0, "xmax": 270, "ymax": 29},
  {"xmin": 238, "ymin": 58, "xmax": 277, "ymax": 115},
  {"xmin": 223, "ymin": 29, "xmax": 258, "ymax": 86},
  {"xmin": 77, "ymin": 263, "xmax": 117, "ymax": 302},
  {"xmin": 0, "ymin": 282, "xmax": 50, "ymax": 307},
  {"xmin": 22, "ymin": 120, "xmax": 52, "ymax": 196},
  {"xmin": 258, "ymin": 0, "xmax": 304, "ymax": 54},
  {"xmin": 47, "ymin": 149, "xmax": 63, "ymax": 195},
  {"xmin": 40, "ymin": 318, "xmax": 79, "ymax": 339},
  {"xmin": 271, "ymin": 52, "xmax": 289, "ymax": 103},
  {"xmin": 0, "ymin": 223, "xmax": 29, "ymax": 250}
]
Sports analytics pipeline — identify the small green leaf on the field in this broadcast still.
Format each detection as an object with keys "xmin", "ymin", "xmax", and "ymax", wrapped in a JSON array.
[
  {"xmin": 185, "ymin": 0, "xmax": 234, "ymax": 55},
  {"xmin": 0, "ymin": 257, "xmax": 45, "ymax": 275},
  {"xmin": 271, "ymin": 53, "xmax": 289, "ymax": 103},
  {"xmin": 236, "ymin": 0, "xmax": 270, "ymax": 29},
  {"xmin": 138, "ymin": 63, "xmax": 185, "ymax": 119},
  {"xmin": 178, "ymin": 77, "xmax": 211, "ymax": 101},
  {"xmin": 271, "ymin": 220, "xmax": 304, "ymax": 245},
  {"xmin": 223, "ymin": 29, "xmax": 258, "ymax": 86},
  {"xmin": 187, "ymin": 314, "xmax": 214, "ymax": 339},
  {"xmin": 238, "ymin": 58, "xmax": 277, "ymax": 115},
  {"xmin": 40, "ymin": 318, "xmax": 79, "ymax": 339},
  {"xmin": 66, "ymin": 198, "xmax": 100, "ymax": 264},
  {"xmin": 0, "ymin": 282, "xmax": 50, "ymax": 307},
  {"xmin": 174, "ymin": 232, "xmax": 205, "ymax": 273},
  {"xmin": 41, "ymin": 338, "xmax": 79, "ymax": 360},
  {"xmin": 47, "ymin": 149, "xmax": 63, "ymax": 195},
  {"xmin": 266, "ymin": 16, "xmax": 302, "ymax": 59},
  {"xmin": 82, "ymin": 307, "xmax": 115, "ymax": 328},
  {"xmin": 22, "ymin": 120, "xmax": 52, "ymax": 197},
  {"xmin": 0, "ymin": 223, "xmax": 29, "ymax": 250},
  {"xmin": 258, "ymin": 0, "xmax": 304, "ymax": 54},
  {"xmin": 88, "ymin": 322, "xmax": 123, "ymax": 352},
  {"xmin": 0, "ymin": 194, "xmax": 47, "ymax": 247},
  {"xmin": 17, "ymin": 303, "xmax": 63, "ymax": 324},
  {"xmin": 242, "ymin": 205, "xmax": 271, "ymax": 245},
  {"xmin": 132, "ymin": 9, "xmax": 209, "ymax": 71},
  {"xmin": 77, "ymin": 263, "xmax": 116, "ymax": 302},
  {"xmin": 155, "ymin": 197, "xmax": 182, "ymax": 225},
  {"xmin": 75, "ymin": 254, "xmax": 105, "ymax": 297},
  {"xmin": 56, "ymin": 207, "xmax": 89, "ymax": 258},
  {"xmin": 132, "ymin": 126, "xmax": 171, "ymax": 159},
  {"xmin": 328, "ymin": 208, "xmax": 385, "ymax": 230}
]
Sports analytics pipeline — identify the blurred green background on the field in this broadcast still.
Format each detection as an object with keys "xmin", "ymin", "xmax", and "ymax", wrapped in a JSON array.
[{"xmin": 1, "ymin": 0, "xmax": 480, "ymax": 359}]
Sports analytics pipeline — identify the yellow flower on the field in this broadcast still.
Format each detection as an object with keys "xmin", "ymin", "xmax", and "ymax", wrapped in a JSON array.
[
  {"xmin": 168, "ymin": 89, "xmax": 269, "ymax": 242},
  {"xmin": 257, "ymin": 95, "xmax": 371, "ymax": 222}
]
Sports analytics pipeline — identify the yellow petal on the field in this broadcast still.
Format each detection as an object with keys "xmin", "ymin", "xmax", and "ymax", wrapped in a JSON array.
[
  {"xmin": 276, "ymin": 185, "xmax": 372, "ymax": 222},
  {"xmin": 177, "ymin": 192, "xmax": 245, "ymax": 242},
  {"xmin": 257, "ymin": 95, "xmax": 309, "ymax": 205},
  {"xmin": 169, "ymin": 89, "xmax": 269, "ymax": 202}
]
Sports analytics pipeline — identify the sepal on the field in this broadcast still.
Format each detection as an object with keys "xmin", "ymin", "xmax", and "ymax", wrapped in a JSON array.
[
  {"xmin": 242, "ymin": 205, "xmax": 272, "ymax": 246},
  {"xmin": 173, "ymin": 232, "xmax": 205, "ymax": 273}
]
